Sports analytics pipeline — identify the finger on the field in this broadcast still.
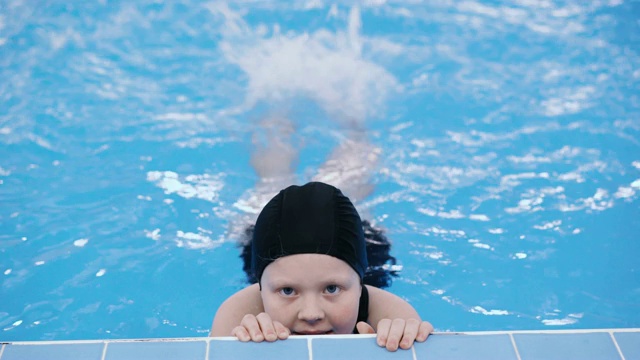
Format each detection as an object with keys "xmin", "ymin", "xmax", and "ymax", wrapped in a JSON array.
[
  {"xmin": 256, "ymin": 313, "xmax": 278, "ymax": 342},
  {"xmin": 356, "ymin": 321, "xmax": 375, "ymax": 335},
  {"xmin": 240, "ymin": 314, "xmax": 264, "ymax": 342},
  {"xmin": 416, "ymin": 321, "xmax": 434, "ymax": 342},
  {"xmin": 375, "ymin": 319, "xmax": 392, "ymax": 347},
  {"xmin": 399, "ymin": 319, "xmax": 421, "ymax": 350},
  {"xmin": 386, "ymin": 319, "xmax": 407, "ymax": 352},
  {"xmin": 231, "ymin": 326, "xmax": 251, "ymax": 342},
  {"xmin": 273, "ymin": 321, "xmax": 290, "ymax": 340}
]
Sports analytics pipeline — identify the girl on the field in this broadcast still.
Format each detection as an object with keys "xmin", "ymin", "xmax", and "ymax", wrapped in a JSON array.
[{"xmin": 210, "ymin": 182, "xmax": 433, "ymax": 351}]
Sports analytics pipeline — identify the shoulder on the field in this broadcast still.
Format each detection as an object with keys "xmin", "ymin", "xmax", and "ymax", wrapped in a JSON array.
[
  {"xmin": 210, "ymin": 283, "xmax": 264, "ymax": 336},
  {"xmin": 365, "ymin": 285, "xmax": 420, "ymax": 327},
  {"xmin": 366, "ymin": 285, "xmax": 412, "ymax": 309}
]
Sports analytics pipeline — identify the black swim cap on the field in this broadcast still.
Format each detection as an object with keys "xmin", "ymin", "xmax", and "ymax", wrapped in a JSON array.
[{"xmin": 251, "ymin": 182, "xmax": 368, "ymax": 284}]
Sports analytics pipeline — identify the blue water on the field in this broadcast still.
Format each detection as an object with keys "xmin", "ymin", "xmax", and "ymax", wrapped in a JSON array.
[{"xmin": 1, "ymin": 1, "xmax": 639, "ymax": 341}]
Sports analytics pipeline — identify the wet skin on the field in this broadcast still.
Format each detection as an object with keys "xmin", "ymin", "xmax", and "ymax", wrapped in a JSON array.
[{"xmin": 229, "ymin": 254, "xmax": 433, "ymax": 351}]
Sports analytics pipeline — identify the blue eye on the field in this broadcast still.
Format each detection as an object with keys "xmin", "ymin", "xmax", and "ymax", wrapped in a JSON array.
[
  {"xmin": 325, "ymin": 285, "xmax": 339, "ymax": 294},
  {"xmin": 280, "ymin": 287, "xmax": 295, "ymax": 296}
]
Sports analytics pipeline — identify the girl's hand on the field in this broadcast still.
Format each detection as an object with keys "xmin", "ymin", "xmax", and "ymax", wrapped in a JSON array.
[
  {"xmin": 231, "ymin": 313, "xmax": 290, "ymax": 342},
  {"xmin": 356, "ymin": 319, "xmax": 433, "ymax": 351}
]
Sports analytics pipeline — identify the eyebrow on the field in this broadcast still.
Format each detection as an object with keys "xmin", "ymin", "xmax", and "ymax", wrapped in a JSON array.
[
  {"xmin": 318, "ymin": 276, "xmax": 354, "ymax": 285},
  {"xmin": 265, "ymin": 275, "xmax": 355, "ymax": 288},
  {"xmin": 263, "ymin": 278, "xmax": 295, "ymax": 288}
]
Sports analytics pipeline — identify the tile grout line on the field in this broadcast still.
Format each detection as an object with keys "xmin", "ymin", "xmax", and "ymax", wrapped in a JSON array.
[
  {"xmin": 307, "ymin": 337, "xmax": 313, "ymax": 360},
  {"xmin": 509, "ymin": 333, "xmax": 522, "ymax": 360},
  {"xmin": 204, "ymin": 338, "xmax": 211, "ymax": 360},
  {"xmin": 609, "ymin": 331, "xmax": 626, "ymax": 360},
  {"xmin": 100, "ymin": 341, "xmax": 109, "ymax": 360}
]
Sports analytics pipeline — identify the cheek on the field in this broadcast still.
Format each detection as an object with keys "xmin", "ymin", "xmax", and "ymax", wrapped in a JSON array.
[{"xmin": 328, "ymin": 294, "xmax": 361, "ymax": 333}]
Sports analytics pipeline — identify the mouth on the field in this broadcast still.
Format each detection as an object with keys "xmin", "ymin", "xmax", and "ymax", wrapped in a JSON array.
[{"xmin": 292, "ymin": 330, "xmax": 334, "ymax": 335}]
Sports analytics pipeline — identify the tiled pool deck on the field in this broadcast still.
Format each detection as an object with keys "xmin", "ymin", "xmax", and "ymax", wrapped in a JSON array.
[{"xmin": 1, "ymin": 329, "xmax": 639, "ymax": 360}]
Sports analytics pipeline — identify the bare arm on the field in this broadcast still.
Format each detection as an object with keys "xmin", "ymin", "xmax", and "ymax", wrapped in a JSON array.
[
  {"xmin": 209, "ymin": 284, "xmax": 264, "ymax": 337},
  {"xmin": 365, "ymin": 285, "xmax": 422, "ymax": 326}
]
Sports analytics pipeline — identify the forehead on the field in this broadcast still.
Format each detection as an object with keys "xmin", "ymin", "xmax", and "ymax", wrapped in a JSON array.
[{"xmin": 262, "ymin": 254, "xmax": 359, "ymax": 283}]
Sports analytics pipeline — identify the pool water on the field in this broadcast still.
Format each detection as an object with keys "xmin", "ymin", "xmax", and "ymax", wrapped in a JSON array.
[{"xmin": 1, "ymin": 1, "xmax": 639, "ymax": 341}]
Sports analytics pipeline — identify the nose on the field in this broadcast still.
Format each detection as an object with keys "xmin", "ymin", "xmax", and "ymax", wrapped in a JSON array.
[{"xmin": 298, "ymin": 295, "xmax": 325, "ymax": 322}]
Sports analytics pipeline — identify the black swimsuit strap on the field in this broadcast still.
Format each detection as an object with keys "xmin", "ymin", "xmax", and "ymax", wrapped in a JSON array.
[{"xmin": 353, "ymin": 285, "xmax": 370, "ymax": 333}]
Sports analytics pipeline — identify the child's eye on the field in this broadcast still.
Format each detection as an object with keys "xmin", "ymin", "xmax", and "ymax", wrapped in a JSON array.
[
  {"xmin": 279, "ymin": 287, "xmax": 295, "ymax": 296},
  {"xmin": 325, "ymin": 285, "xmax": 340, "ymax": 294}
]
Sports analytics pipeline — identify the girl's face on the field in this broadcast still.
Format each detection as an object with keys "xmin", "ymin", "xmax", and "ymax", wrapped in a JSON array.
[{"xmin": 260, "ymin": 253, "xmax": 362, "ymax": 335}]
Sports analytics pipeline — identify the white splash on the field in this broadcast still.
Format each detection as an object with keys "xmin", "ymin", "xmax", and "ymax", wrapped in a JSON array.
[
  {"xmin": 154, "ymin": 112, "xmax": 207, "ymax": 122},
  {"xmin": 534, "ymin": 220, "xmax": 562, "ymax": 230},
  {"xmin": 540, "ymin": 86, "xmax": 596, "ymax": 116},
  {"xmin": 145, "ymin": 229, "xmax": 161, "ymax": 241},
  {"xmin": 211, "ymin": 4, "xmax": 398, "ymax": 123},
  {"xmin": 500, "ymin": 172, "xmax": 549, "ymax": 187},
  {"xmin": 417, "ymin": 208, "xmax": 437, "ymax": 217},
  {"xmin": 542, "ymin": 313, "xmax": 583, "ymax": 326},
  {"xmin": 437, "ymin": 210, "xmax": 466, "ymax": 219},
  {"xmin": 73, "ymin": 238, "xmax": 89, "ymax": 247},
  {"xmin": 614, "ymin": 186, "xmax": 635, "ymax": 199},
  {"xmin": 557, "ymin": 171, "xmax": 585, "ymax": 183},
  {"xmin": 470, "ymin": 306, "xmax": 509, "ymax": 316},
  {"xmin": 410, "ymin": 249, "xmax": 444, "ymax": 260},
  {"xmin": 426, "ymin": 227, "xmax": 466, "ymax": 237},
  {"xmin": 3, "ymin": 320, "xmax": 23, "ymax": 332},
  {"xmin": 96, "ymin": 269, "xmax": 106, "ymax": 277},
  {"xmin": 507, "ymin": 154, "xmax": 551, "ymax": 164},
  {"xmin": 505, "ymin": 197, "xmax": 544, "ymax": 214},
  {"xmin": 469, "ymin": 239, "xmax": 493, "ymax": 250},
  {"xmin": 469, "ymin": 214, "xmax": 490, "ymax": 221},
  {"xmin": 175, "ymin": 229, "xmax": 224, "ymax": 250},
  {"xmin": 559, "ymin": 188, "xmax": 613, "ymax": 212},
  {"xmin": 147, "ymin": 171, "xmax": 224, "ymax": 203}
]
